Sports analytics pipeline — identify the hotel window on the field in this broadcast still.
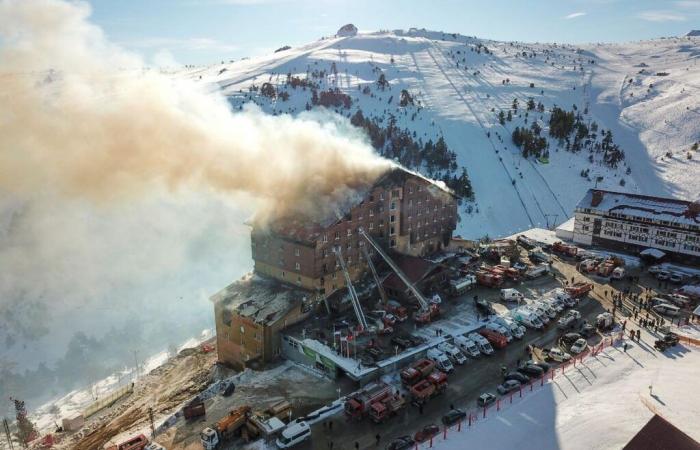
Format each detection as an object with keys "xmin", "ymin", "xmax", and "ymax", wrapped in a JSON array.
[
  {"xmin": 294, "ymin": 248, "xmax": 300, "ymax": 257},
  {"xmin": 390, "ymin": 215, "xmax": 396, "ymax": 223},
  {"xmin": 390, "ymin": 201, "xmax": 397, "ymax": 211},
  {"xmin": 335, "ymin": 231, "xmax": 340, "ymax": 240},
  {"xmin": 295, "ymin": 262, "xmax": 300, "ymax": 270},
  {"xmin": 323, "ymin": 234, "xmax": 328, "ymax": 243},
  {"xmin": 369, "ymin": 208, "xmax": 374, "ymax": 217},
  {"xmin": 390, "ymin": 226, "xmax": 396, "ymax": 236},
  {"xmin": 347, "ymin": 228, "xmax": 352, "ymax": 236},
  {"xmin": 369, "ymin": 222, "xmax": 374, "ymax": 230}
]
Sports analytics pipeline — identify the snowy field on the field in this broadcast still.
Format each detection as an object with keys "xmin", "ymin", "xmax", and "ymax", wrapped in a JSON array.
[
  {"xmin": 425, "ymin": 338, "xmax": 699, "ymax": 450},
  {"xmin": 180, "ymin": 30, "xmax": 700, "ymax": 239}
]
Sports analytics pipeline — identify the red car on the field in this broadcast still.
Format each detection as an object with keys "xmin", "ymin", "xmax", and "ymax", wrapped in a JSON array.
[{"xmin": 414, "ymin": 424, "xmax": 440, "ymax": 443}]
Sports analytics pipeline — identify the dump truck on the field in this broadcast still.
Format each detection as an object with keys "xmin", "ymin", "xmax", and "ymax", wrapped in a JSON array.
[
  {"xmin": 368, "ymin": 393, "xmax": 406, "ymax": 423},
  {"xmin": 344, "ymin": 382, "xmax": 393, "ymax": 421},
  {"xmin": 565, "ymin": 282, "xmax": 593, "ymax": 299},
  {"xmin": 552, "ymin": 241, "xmax": 578, "ymax": 257},
  {"xmin": 400, "ymin": 358, "xmax": 435, "ymax": 387},
  {"xmin": 200, "ymin": 406, "xmax": 251, "ymax": 450}
]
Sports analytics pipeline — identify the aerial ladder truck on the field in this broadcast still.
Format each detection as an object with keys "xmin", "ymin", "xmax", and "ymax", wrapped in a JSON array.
[
  {"xmin": 333, "ymin": 246, "xmax": 370, "ymax": 332},
  {"xmin": 358, "ymin": 228, "xmax": 439, "ymax": 324},
  {"xmin": 360, "ymin": 242, "xmax": 389, "ymax": 308}
]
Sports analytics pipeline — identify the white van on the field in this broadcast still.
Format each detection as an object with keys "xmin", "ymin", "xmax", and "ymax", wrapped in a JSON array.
[
  {"xmin": 468, "ymin": 333, "xmax": 494, "ymax": 355},
  {"xmin": 500, "ymin": 288, "xmax": 524, "ymax": 303},
  {"xmin": 653, "ymin": 303, "xmax": 680, "ymax": 317},
  {"xmin": 485, "ymin": 322, "xmax": 513, "ymax": 342},
  {"xmin": 453, "ymin": 335, "xmax": 481, "ymax": 358},
  {"xmin": 525, "ymin": 305, "xmax": 549, "ymax": 324},
  {"xmin": 427, "ymin": 348, "xmax": 455, "ymax": 373},
  {"xmin": 437, "ymin": 342, "xmax": 467, "ymax": 365},
  {"xmin": 533, "ymin": 301, "xmax": 557, "ymax": 319},
  {"xmin": 276, "ymin": 421, "xmax": 310, "ymax": 449},
  {"xmin": 513, "ymin": 309, "xmax": 544, "ymax": 329}
]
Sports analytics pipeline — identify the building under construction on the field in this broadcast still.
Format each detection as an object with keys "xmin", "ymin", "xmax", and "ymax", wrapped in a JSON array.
[{"xmin": 213, "ymin": 167, "xmax": 460, "ymax": 371}]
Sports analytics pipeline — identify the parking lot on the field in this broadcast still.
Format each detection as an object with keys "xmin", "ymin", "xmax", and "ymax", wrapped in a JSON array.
[{"xmin": 286, "ymin": 251, "xmax": 632, "ymax": 450}]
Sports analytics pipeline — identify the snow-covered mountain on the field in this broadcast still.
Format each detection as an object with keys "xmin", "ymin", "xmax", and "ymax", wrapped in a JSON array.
[{"xmin": 179, "ymin": 28, "xmax": 700, "ymax": 239}]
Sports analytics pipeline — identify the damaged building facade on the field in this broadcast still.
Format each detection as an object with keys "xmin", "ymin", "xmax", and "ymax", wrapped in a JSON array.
[
  {"xmin": 251, "ymin": 167, "xmax": 459, "ymax": 295},
  {"xmin": 213, "ymin": 167, "xmax": 459, "ymax": 370}
]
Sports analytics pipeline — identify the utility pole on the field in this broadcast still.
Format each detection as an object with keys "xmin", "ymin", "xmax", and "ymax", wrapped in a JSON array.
[{"xmin": 148, "ymin": 407, "xmax": 156, "ymax": 439}]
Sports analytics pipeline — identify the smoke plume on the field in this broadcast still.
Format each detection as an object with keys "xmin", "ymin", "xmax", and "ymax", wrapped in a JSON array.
[
  {"xmin": 0, "ymin": 0, "xmax": 391, "ymax": 217},
  {"xmin": 0, "ymin": 0, "xmax": 391, "ymax": 410}
]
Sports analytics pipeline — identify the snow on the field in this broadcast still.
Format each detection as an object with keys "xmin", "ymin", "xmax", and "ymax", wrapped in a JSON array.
[
  {"xmin": 184, "ymin": 31, "xmax": 700, "ymax": 239},
  {"xmin": 424, "ymin": 337, "xmax": 700, "ymax": 450}
]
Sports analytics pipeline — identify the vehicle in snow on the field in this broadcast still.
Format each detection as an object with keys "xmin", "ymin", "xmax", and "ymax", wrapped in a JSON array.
[
  {"xmin": 474, "ymin": 297, "xmax": 496, "ymax": 316},
  {"xmin": 504, "ymin": 372, "xmax": 530, "ymax": 384},
  {"xmin": 468, "ymin": 332, "xmax": 494, "ymax": 355},
  {"xmin": 529, "ymin": 360, "xmax": 551, "ymax": 373},
  {"xmin": 532, "ymin": 301, "xmax": 557, "ymax": 319},
  {"xmin": 497, "ymin": 379, "xmax": 521, "ymax": 395},
  {"xmin": 391, "ymin": 336, "xmax": 413, "ymax": 350},
  {"xmin": 565, "ymin": 282, "xmax": 594, "ymax": 299},
  {"xmin": 441, "ymin": 409, "xmax": 467, "ymax": 426},
  {"xmin": 578, "ymin": 259, "xmax": 598, "ymax": 273},
  {"xmin": 494, "ymin": 317, "xmax": 526, "ymax": 339},
  {"xmin": 477, "ymin": 393, "xmax": 496, "ymax": 407},
  {"xmin": 513, "ymin": 309, "xmax": 544, "ymax": 329},
  {"xmin": 517, "ymin": 363, "xmax": 544, "ymax": 377},
  {"xmin": 369, "ymin": 393, "xmax": 406, "ymax": 423},
  {"xmin": 648, "ymin": 265, "xmax": 664, "ymax": 275},
  {"xmin": 450, "ymin": 275, "xmax": 476, "ymax": 295},
  {"xmin": 654, "ymin": 332, "xmax": 679, "ymax": 351},
  {"xmin": 656, "ymin": 270, "xmax": 670, "ymax": 281},
  {"xmin": 427, "ymin": 348, "xmax": 455, "ymax": 373},
  {"xmin": 276, "ymin": 421, "xmax": 310, "ymax": 449},
  {"xmin": 524, "ymin": 305, "xmax": 550, "ymax": 324},
  {"xmin": 184, "ymin": 398, "xmax": 206, "ymax": 420},
  {"xmin": 414, "ymin": 424, "xmax": 440, "ymax": 443},
  {"xmin": 386, "ymin": 300, "xmax": 409, "ymax": 322},
  {"xmin": 500, "ymin": 288, "xmax": 524, "ymax": 303},
  {"xmin": 476, "ymin": 270, "xmax": 504, "ymax": 288},
  {"xmin": 400, "ymin": 359, "xmax": 435, "ymax": 386},
  {"xmin": 200, "ymin": 406, "xmax": 251, "ymax": 450},
  {"xmin": 578, "ymin": 321, "xmax": 596, "ymax": 337},
  {"xmin": 653, "ymin": 303, "xmax": 680, "ymax": 317},
  {"xmin": 512, "ymin": 262, "xmax": 528, "ymax": 272},
  {"xmin": 453, "ymin": 335, "xmax": 481, "ymax": 358},
  {"xmin": 596, "ymin": 312, "xmax": 614, "ymax": 331},
  {"xmin": 479, "ymin": 328, "xmax": 508, "ymax": 349},
  {"xmin": 552, "ymin": 241, "xmax": 578, "ymax": 257},
  {"xmin": 560, "ymin": 332, "xmax": 583, "ymax": 348},
  {"xmin": 543, "ymin": 297, "xmax": 564, "ymax": 313},
  {"xmin": 386, "ymin": 436, "xmax": 415, "ymax": 450},
  {"xmin": 344, "ymin": 382, "xmax": 394, "ymax": 420},
  {"xmin": 484, "ymin": 321, "xmax": 513, "ymax": 341},
  {"xmin": 525, "ymin": 263, "xmax": 550, "ymax": 279},
  {"xmin": 528, "ymin": 248, "xmax": 552, "ymax": 264},
  {"xmin": 611, "ymin": 267, "xmax": 626, "ymax": 280},
  {"xmin": 106, "ymin": 434, "xmax": 149, "ymax": 450},
  {"xmin": 557, "ymin": 314, "xmax": 577, "ymax": 330},
  {"xmin": 517, "ymin": 235, "xmax": 538, "ymax": 249},
  {"xmin": 569, "ymin": 339, "xmax": 588, "ymax": 355},
  {"xmin": 437, "ymin": 342, "xmax": 467, "ymax": 365},
  {"xmin": 663, "ymin": 293, "xmax": 691, "ymax": 307},
  {"xmin": 544, "ymin": 347, "xmax": 572, "ymax": 362},
  {"xmin": 551, "ymin": 288, "xmax": 576, "ymax": 307},
  {"xmin": 410, "ymin": 371, "xmax": 448, "ymax": 405},
  {"xmin": 669, "ymin": 272, "xmax": 686, "ymax": 284}
]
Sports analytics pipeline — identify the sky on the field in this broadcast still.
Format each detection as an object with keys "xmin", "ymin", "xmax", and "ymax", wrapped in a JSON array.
[{"xmin": 87, "ymin": 0, "xmax": 700, "ymax": 66}]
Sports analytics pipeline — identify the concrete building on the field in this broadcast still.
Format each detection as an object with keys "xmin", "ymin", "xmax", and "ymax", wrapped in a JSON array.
[
  {"xmin": 250, "ymin": 167, "xmax": 459, "ymax": 296},
  {"xmin": 572, "ymin": 189, "xmax": 700, "ymax": 263},
  {"xmin": 212, "ymin": 274, "xmax": 318, "ymax": 370}
]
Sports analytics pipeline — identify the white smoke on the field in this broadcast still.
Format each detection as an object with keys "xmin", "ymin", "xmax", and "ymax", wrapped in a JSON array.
[{"xmin": 0, "ymin": 0, "xmax": 391, "ymax": 408}]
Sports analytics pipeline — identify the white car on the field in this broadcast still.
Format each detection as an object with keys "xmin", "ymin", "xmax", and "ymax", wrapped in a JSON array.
[
  {"xmin": 438, "ymin": 342, "xmax": 467, "ymax": 365},
  {"xmin": 277, "ymin": 421, "xmax": 311, "ymax": 449},
  {"xmin": 569, "ymin": 338, "xmax": 587, "ymax": 355},
  {"xmin": 547, "ymin": 348, "xmax": 572, "ymax": 362}
]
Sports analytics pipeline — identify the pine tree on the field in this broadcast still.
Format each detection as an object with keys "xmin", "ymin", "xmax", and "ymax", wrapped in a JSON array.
[{"xmin": 12, "ymin": 398, "xmax": 37, "ymax": 444}]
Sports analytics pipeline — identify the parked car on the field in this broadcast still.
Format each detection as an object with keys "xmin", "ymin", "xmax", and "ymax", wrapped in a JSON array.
[
  {"xmin": 497, "ymin": 379, "xmax": 521, "ymax": 395},
  {"xmin": 560, "ymin": 332, "xmax": 583, "ymax": 347},
  {"xmin": 517, "ymin": 363, "xmax": 544, "ymax": 377},
  {"xmin": 648, "ymin": 265, "xmax": 664, "ymax": 275},
  {"xmin": 441, "ymin": 409, "xmax": 467, "ymax": 426},
  {"xmin": 546, "ymin": 348, "xmax": 571, "ymax": 362},
  {"xmin": 477, "ymin": 393, "xmax": 497, "ymax": 407},
  {"xmin": 438, "ymin": 342, "xmax": 467, "ymax": 365},
  {"xmin": 529, "ymin": 360, "xmax": 551, "ymax": 373},
  {"xmin": 557, "ymin": 314, "xmax": 577, "ymax": 330},
  {"xmin": 656, "ymin": 271, "xmax": 670, "ymax": 281},
  {"xmin": 504, "ymin": 372, "xmax": 530, "ymax": 384},
  {"xmin": 391, "ymin": 336, "xmax": 413, "ymax": 349},
  {"xmin": 570, "ymin": 338, "xmax": 588, "ymax": 355},
  {"xmin": 653, "ymin": 303, "xmax": 680, "ymax": 317},
  {"xmin": 414, "ymin": 424, "xmax": 440, "ymax": 443},
  {"xmin": 386, "ymin": 436, "xmax": 415, "ymax": 450},
  {"xmin": 669, "ymin": 273, "xmax": 685, "ymax": 284}
]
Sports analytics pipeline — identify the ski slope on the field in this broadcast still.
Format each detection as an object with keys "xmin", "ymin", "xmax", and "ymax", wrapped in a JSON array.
[{"xmin": 179, "ymin": 30, "xmax": 700, "ymax": 239}]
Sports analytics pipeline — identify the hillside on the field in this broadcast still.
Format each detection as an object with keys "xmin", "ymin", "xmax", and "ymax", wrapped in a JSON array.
[{"xmin": 181, "ymin": 29, "xmax": 700, "ymax": 239}]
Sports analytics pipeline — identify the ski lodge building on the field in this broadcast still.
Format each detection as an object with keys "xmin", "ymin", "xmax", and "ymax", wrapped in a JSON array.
[
  {"xmin": 572, "ymin": 189, "xmax": 700, "ymax": 263},
  {"xmin": 213, "ymin": 167, "xmax": 459, "ymax": 370}
]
